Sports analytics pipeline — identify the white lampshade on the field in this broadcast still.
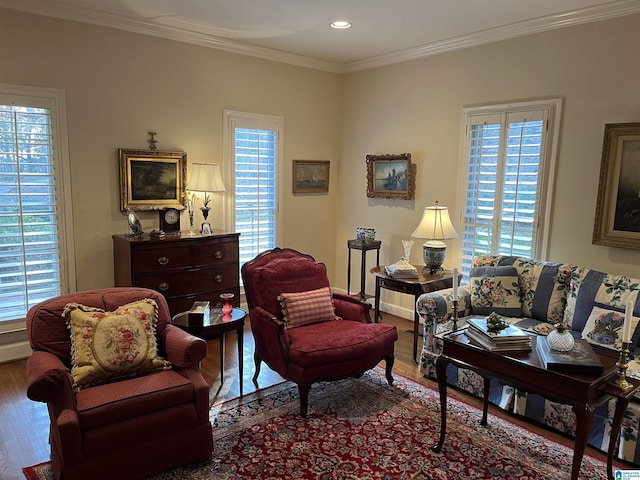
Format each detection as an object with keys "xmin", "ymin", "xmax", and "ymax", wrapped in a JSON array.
[
  {"xmin": 186, "ymin": 163, "xmax": 226, "ymax": 193},
  {"xmin": 411, "ymin": 201, "xmax": 457, "ymax": 274},
  {"xmin": 411, "ymin": 202, "xmax": 457, "ymax": 241}
]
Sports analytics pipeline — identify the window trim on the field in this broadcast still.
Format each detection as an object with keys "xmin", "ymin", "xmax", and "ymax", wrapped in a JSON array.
[
  {"xmin": 0, "ymin": 83, "xmax": 76, "ymax": 330},
  {"xmin": 222, "ymin": 109, "xmax": 283, "ymax": 251},
  {"xmin": 456, "ymin": 98, "xmax": 563, "ymax": 265}
]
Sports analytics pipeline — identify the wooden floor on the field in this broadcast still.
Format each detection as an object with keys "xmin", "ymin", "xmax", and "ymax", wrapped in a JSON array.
[{"xmin": 0, "ymin": 311, "xmax": 612, "ymax": 480}]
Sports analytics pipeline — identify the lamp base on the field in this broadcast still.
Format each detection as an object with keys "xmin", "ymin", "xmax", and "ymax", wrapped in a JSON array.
[
  {"xmin": 201, "ymin": 222, "xmax": 212, "ymax": 235},
  {"xmin": 423, "ymin": 241, "xmax": 447, "ymax": 275}
]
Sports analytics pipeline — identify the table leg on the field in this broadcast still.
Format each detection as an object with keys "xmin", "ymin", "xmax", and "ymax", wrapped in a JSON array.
[
  {"xmin": 412, "ymin": 298, "xmax": 419, "ymax": 364},
  {"xmin": 432, "ymin": 354, "xmax": 449, "ymax": 452},
  {"xmin": 481, "ymin": 377, "xmax": 490, "ymax": 426},
  {"xmin": 219, "ymin": 333, "xmax": 225, "ymax": 385},
  {"xmin": 374, "ymin": 277, "xmax": 382, "ymax": 323},
  {"xmin": 607, "ymin": 396, "xmax": 630, "ymax": 480},
  {"xmin": 347, "ymin": 247, "xmax": 352, "ymax": 296},
  {"xmin": 571, "ymin": 402, "xmax": 595, "ymax": 480},
  {"xmin": 360, "ymin": 249, "xmax": 367, "ymax": 301},
  {"xmin": 238, "ymin": 323, "xmax": 244, "ymax": 397}
]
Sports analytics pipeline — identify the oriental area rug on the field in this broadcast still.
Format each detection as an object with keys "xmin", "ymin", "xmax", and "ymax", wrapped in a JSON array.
[{"xmin": 24, "ymin": 368, "xmax": 613, "ymax": 480}]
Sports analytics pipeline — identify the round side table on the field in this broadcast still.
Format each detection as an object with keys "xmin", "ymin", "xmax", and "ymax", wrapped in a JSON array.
[{"xmin": 172, "ymin": 307, "xmax": 246, "ymax": 396}]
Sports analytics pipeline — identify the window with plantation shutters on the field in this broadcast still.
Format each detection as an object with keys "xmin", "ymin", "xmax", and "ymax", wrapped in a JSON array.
[
  {"xmin": 460, "ymin": 99, "xmax": 562, "ymax": 279},
  {"xmin": 0, "ymin": 86, "xmax": 74, "ymax": 326},
  {"xmin": 223, "ymin": 111, "xmax": 282, "ymax": 272}
]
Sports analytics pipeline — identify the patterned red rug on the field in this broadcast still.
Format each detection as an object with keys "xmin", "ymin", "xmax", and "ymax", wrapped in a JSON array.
[{"xmin": 24, "ymin": 368, "xmax": 614, "ymax": 479}]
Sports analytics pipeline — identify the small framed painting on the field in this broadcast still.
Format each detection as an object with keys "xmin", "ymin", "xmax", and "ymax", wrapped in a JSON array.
[
  {"xmin": 593, "ymin": 123, "xmax": 640, "ymax": 249},
  {"xmin": 119, "ymin": 149, "xmax": 187, "ymax": 211},
  {"xmin": 366, "ymin": 153, "xmax": 415, "ymax": 200},
  {"xmin": 293, "ymin": 160, "xmax": 330, "ymax": 194}
]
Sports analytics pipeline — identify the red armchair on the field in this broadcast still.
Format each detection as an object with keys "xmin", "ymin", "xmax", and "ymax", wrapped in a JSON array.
[
  {"xmin": 241, "ymin": 248, "xmax": 398, "ymax": 417},
  {"xmin": 25, "ymin": 287, "xmax": 213, "ymax": 480}
]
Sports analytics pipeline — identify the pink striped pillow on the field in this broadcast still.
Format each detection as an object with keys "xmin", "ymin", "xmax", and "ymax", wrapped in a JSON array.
[{"xmin": 279, "ymin": 287, "xmax": 338, "ymax": 329}]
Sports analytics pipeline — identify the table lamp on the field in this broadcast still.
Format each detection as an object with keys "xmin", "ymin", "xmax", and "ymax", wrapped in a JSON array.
[
  {"xmin": 411, "ymin": 201, "xmax": 457, "ymax": 274},
  {"xmin": 185, "ymin": 163, "xmax": 226, "ymax": 235}
]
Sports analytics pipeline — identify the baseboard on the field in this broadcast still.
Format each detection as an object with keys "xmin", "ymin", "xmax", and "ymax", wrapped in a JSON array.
[{"xmin": 0, "ymin": 340, "xmax": 31, "ymax": 364}]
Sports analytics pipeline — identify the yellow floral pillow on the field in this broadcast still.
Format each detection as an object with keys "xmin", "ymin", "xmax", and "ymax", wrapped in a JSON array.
[{"xmin": 64, "ymin": 299, "xmax": 171, "ymax": 391}]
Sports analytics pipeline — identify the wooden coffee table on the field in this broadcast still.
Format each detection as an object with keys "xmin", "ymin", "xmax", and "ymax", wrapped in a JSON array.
[
  {"xmin": 172, "ymin": 307, "xmax": 246, "ymax": 396},
  {"xmin": 432, "ymin": 328, "xmax": 640, "ymax": 480}
]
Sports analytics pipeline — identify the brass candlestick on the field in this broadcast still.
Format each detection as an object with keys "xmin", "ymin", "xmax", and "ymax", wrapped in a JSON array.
[
  {"xmin": 611, "ymin": 340, "xmax": 633, "ymax": 392},
  {"xmin": 451, "ymin": 299, "xmax": 459, "ymax": 331}
]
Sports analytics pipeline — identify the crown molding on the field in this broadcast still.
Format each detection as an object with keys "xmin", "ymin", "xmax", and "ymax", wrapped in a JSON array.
[
  {"xmin": 342, "ymin": 1, "xmax": 640, "ymax": 72},
  {"xmin": 1, "ymin": 0, "xmax": 639, "ymax": 74}
]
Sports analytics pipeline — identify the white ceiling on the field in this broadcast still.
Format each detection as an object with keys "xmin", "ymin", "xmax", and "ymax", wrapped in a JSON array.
[{"xmin": 2, "ymin": 0, "xmax": 640, "ymax": 72}]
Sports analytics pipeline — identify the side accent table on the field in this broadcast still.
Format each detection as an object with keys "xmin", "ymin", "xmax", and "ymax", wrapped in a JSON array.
[
  {"xmin": 172, "ymin": 307, "xmax": 246, "ymax": 396},
  {"xmin": 370, "ymin": 266, "xmax": 454, "ymax": 363},
  {"xmin": 347, "ymin": 239, "xmax": 382, "ymax": 301}
]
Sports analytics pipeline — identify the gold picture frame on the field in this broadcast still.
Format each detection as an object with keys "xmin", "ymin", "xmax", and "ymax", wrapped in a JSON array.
[
  {"xmin": 366, "ymin": 153, "xmax": 415, "ymax": 200},
  {"xmin": 593, "ymin": 123, "xmax": 640, "ymax": 249},
  {"xmin": 119, "ymin": 149, "xmax": 187, "ymax": 211},
  {"xmin": 292, "ymin": 160, "xmax": 330, "ymax": 194}
]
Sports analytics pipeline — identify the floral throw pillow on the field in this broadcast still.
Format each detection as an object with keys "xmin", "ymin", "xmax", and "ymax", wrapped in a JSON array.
[
  {"xmin": 581, "ymin": 304, "xmax": 640, "ymax": 352},
  {"xmin": 279, "ymin": 286, "xmax": 338, "ymax": 329},
  {"xmin": 64, "ymin": 299, "xmax": 171, "ymax": 392},
  {"xmin": 470, "ymin": 266, "xmax": 522, "ymax": 317}
]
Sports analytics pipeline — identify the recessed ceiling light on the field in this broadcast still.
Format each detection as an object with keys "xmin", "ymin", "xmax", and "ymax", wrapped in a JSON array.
[{"xmin": 330, "ymin": 20, "xmax": 351, "ymax": 29}]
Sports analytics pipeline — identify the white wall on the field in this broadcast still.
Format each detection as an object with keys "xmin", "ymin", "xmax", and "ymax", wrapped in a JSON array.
[
  {"xmin": 337, "ymin": 14, "xmax": 640, "ymax": 318},
  {"xmin": 0, "ymin": 8, "xmax": 343, "ymax": 291}
]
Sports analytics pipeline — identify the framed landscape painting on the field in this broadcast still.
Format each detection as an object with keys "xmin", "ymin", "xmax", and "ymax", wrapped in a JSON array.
[
  {"xmin": 119, "ymin": 149, "xmax": 187, "ymax": 211},
  {"xmin": 593, "ymin": 123, "xmax": 640, "ymax": 249},
  {"xmin": 293, "ymin": 160, "xmax": 330, "ymax": 193},
  {"xmin": 366, "ymin": 153, "xmax": 415, "ymax": 200}
]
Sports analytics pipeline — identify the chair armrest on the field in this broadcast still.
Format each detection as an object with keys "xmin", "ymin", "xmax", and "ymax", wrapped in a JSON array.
[
  {"xmin": 26, "ymin": 351, "xmax": 75, "ymax": 405},
  {"xmin": 249, "ymin": 305, "xmax": 290, "ymax": 368},
  {"xmin": 332, "ymin": 292, "xmax": 372, "ymax": 323},
  {"xmin": 161, "ymin": 324, "xmax": 207, "ymax": 368}
]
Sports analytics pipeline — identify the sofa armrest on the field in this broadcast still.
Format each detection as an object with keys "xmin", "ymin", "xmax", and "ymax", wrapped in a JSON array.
[
  {"xmin": 161, "ymin": 324, "xmax": 207, "ymax": 368},
  {"xmin": 26, "ymin": 351, "xmax": 75, "ymax": 406},
  {"xmin": 416, "ymin": 285, "xmax": 472, "ymax": 352},
  {"xmin": 332, "ymin": 292, "xmax": 372, "ymax": 323}
]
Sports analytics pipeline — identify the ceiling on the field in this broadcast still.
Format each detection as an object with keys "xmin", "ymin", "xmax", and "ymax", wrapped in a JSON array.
[{"xmin": 2, "ymin": 0, "xmax": 640, "ymax": 72}]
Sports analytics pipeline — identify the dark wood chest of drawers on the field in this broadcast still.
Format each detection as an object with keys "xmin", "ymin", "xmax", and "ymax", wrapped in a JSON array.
[{"xmin": 113, "ymin": 231, "xmax": 240, "ymax": 316}]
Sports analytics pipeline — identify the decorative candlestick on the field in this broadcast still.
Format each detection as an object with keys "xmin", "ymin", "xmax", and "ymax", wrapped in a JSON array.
[
  {"xmin": 612, "ymin": 340, "xmax": 633, "ymax": 392},
  {"xmin": 451, "ymin": 299, "xmax": 459, "ymax": 331}
]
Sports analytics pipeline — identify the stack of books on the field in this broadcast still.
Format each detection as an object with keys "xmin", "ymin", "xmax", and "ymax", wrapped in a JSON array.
[
  {"xmin": 385, "ymin": 259, "xmax": 419, "ymax": 278},
  {"xmin": 466, "ymin": 317, "xmax": 532, "ymax": 352}
]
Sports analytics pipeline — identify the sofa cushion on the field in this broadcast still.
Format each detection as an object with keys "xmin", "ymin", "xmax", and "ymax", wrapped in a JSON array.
[
  {"xmin": 581, "ymin": 304, "xmax": 640, "ymax": 352},
  {"xmin": 75, "ymin": 369, "xmax": 193, "ymax": 430},
  {"xmin": 469, "ymin": 266, "xmax": 521, "ymax": 316},
  {"xmin": 279, "ymin": 286, "xmax": 337, "ymax": 329},
  {"xmin": 472, "ymin": 256, "xmax": 575, "ymax": 323},
  {"xmin": 565, "ymin": 268, "xmax": 640, "ymax": 349},
  {"xmin": 64, "ymin": 299, "xmax": 171, "ymax": 391}
]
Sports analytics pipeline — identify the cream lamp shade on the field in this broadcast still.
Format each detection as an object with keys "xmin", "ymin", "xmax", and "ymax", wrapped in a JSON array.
[
  {"xmin": 185, "ymin": 163, "xmax": 226, "ymax": 234},
  {"xmin": 411, "ymin": 201, "xmax": 457, "ymax": 274}
]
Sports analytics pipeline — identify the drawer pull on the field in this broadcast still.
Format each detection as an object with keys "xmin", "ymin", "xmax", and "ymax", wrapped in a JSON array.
[
  {"xmin": 157, "ymin": 256, "xmax": 169, "ymax": 266},
  {"xmin": 214, "ymin": 274, "xmax": 223, "ymax": 283},
  {"xmin": 214, "ymin": 250, "xmax": 224, "ymax": 259},
  {"xmin": 158, "ymin": 282, "xmax": 169, "ymax": 292}
]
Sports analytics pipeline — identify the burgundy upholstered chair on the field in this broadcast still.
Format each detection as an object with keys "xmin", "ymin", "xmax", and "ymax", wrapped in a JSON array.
[
  {"xmin": 241, "ymin": 247, "xmax": 398, "ymax": 417},
  {"xmin": 25, "ymin": 287, "xmax": 213, "ymax": 480}
]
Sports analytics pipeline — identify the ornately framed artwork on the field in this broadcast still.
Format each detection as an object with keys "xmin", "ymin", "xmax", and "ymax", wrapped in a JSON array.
[
  {"xmin": 593, "ymin": 123, "xmax": 640, "ymax": 249},
  {"xmin": 292, "ymin": 160, "xmax": 330, "ymax": 193},
  {"xmin": 119, "ymin": 149, "xmax": 187, "ymax": 211},
  {"xmin": 366, "ymin": 153, "xmax": 415, "ymax": 200}
]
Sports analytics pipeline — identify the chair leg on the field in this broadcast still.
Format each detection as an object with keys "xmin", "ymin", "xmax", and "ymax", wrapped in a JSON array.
[
  {"xmin": 252, "ymin": 352, "xmax": 262, "ymax": 384},
  {"xmin": 385, "ymin": 355, "xmax": 395, "ymax": 385},
  {"xmin": 297, "ymin": 383, "xmax": 311, "ymax": 418}
]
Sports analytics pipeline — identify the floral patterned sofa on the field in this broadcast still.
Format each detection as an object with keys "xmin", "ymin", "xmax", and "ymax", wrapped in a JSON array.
[{"xmin": 416, "ymin": 255, "xmax": 640, "ymax": 465}]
